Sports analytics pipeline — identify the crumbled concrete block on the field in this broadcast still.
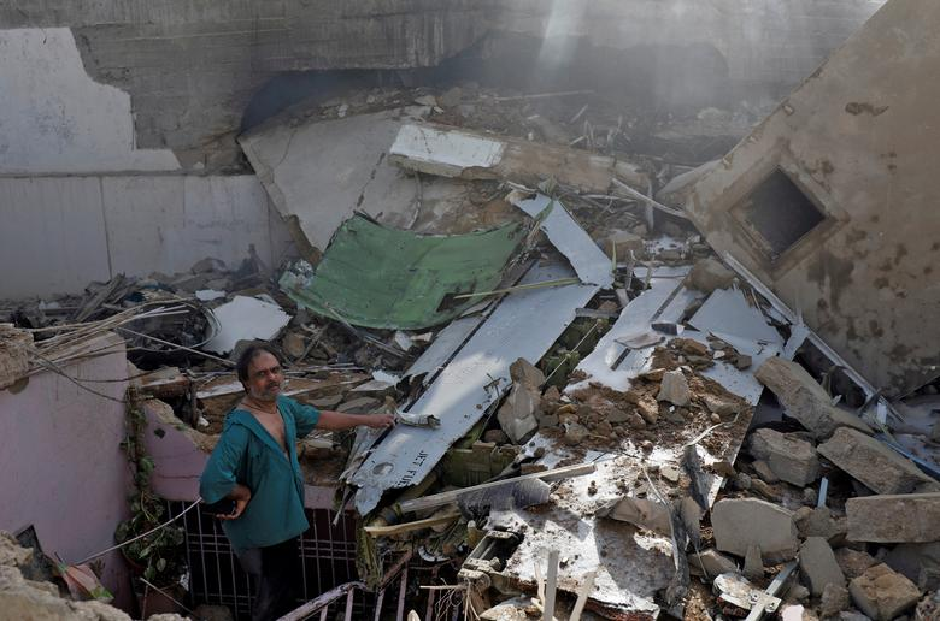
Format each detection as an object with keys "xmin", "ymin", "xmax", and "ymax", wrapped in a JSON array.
[
  {"xmin": 603, "ymin": 229, "xmax": 645, "ymax": 259},
  {"xmin": 818, "ymin": 428, "xmax": 933, "ymax": 494},
  {"xmin": 562, "ymin": 422, "xmax": 589, "ymax": 446},
  {"xmin": 755, "ymin": 357, "xmax": 873, "ymax": 438},
  {"xmin": 847, "ymin": 492, "xmax": 940, "ymax": 543},
  {"xmin": 795, "ymin": 506, "xmax": 846, "ymax": 542},
  {"xmin": 657, "ymin": 369, "xmax": 691, "ymax": 407},
  {"xmin": 752, "ymin": 460, "xmax": 778, "ymax": 483},
  {"xmin": 789, "ymin": 584, "xmax": 810, "ymax": 601},
  {"xmin": 819, "ymin": 583, "xmax": 851, "ymax": 618},
  {"xmin": 0, "ymin": 566, "xmax": 130, "ymax": 621},
  {"xmin": 711, "ymin": 498, "xmax": 799, "ymax": 561},
  {"xmin": 688, "ymin": 549, "xmax": 738, "ymax": 578},
  {"xmin": 748, "ymin": 428, "xmax": 820, "ymax": 486},
  {"xmin": 780, "ymin": 604, "xmax": 808, "ymax": 621},
  {"xmin": 835, "ymin": 548, "xmax": 881, "ymax": 580},
  {"xmin": 916, "ymin": 591, "xmax": 940, "ymax": 622},
  {"xmin": 497, "ymin": 385, "xmax": 539, "ymax": 444},
  {"xmin": 849, "ymin": 563, "xmax": 922, "ymax": 620},
  {"xmin": 799, "ymin": 537, "xmax": 846, "ymax": 596},
  {"xmin": 685, "ymin": 257, "xmax": 736, "ymax": 294},
  {"xmin": 839, "ymin": 610, "xmax": 872, "ymax": 621},
  {"xmin": 606, "ymin": 496, "xmax": 672, "ymax": 536}
]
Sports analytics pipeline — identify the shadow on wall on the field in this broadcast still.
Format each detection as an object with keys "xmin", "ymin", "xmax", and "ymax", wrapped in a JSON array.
[{"xmin": 239, "ymin": 34, "xmax": 733, "ymax": 132}]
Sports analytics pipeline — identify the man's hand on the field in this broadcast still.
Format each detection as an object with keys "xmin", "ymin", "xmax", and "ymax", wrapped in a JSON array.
[
  {"xmin": 217, "ymin": 486, "xmax": 251, "ymax": 520},
  {"xmin": 364, "ymin": 414, "xmax": 395, "ymax": 429}
]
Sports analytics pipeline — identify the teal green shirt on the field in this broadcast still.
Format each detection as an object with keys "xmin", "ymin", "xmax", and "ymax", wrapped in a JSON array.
[{"xmin": 199, "ymin": 396, "xmax": 320, "ymax": 555}]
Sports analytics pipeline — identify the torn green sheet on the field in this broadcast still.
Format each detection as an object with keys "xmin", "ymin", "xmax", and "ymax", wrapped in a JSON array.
[{"xmin": 280, "ymin": 214, "xmax": 527, "ymax": 330}]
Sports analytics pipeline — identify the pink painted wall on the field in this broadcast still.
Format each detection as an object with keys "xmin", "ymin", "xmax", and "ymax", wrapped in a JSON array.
[
  {"xmin": 0, "ymin": 333, "xmax": 133, "ymax": 611},
  {"xmin": 143, "ymin": 401, "xmax": 340, "ymax": 510}
]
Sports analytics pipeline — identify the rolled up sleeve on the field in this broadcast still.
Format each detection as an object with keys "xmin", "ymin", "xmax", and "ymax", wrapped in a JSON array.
[{"xmin": 199, "ymin": 423, "xmax": 249, "ymax": 503}]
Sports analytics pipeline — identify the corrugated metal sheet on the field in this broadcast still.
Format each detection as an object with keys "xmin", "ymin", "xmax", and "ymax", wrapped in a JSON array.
[
  {"xmin": 511, "ymin": 194, "xmax": 614, "ymax": 288},
  {"xmin": 350, "ymin": 263, "xmax": 600, "ymax": 514},
  {"xmin": 280, "ymin": 214, "xmax": 527, "ymax": 330}
]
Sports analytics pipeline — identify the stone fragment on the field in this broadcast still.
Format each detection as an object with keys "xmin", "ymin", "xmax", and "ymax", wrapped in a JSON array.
[
  {"xmin": 605, "ymin": 497, "xmax": 672, "ymax": 536},
  {"xmin": 711, "ymin": 498, "xmax": 799, "ymax": 561},
  {"xmin": 636, "ymin": 397, "xmax": 659, "ymax": 424},
  {"xmin": 657, "ymin": 369, "xmax": 691, "ymax": 407},
  {"xmin": 849, "ymin": 563, "xmax": 922, "ymax": 620},
  {"xmin": 0, "ymin": 565, "xmax": 130, "ymax": 621},
  {"xmin": 743, "ymin": 545, "xmax": 763, "ymax": 580},
  {"xmin": 603, "ymin": 230, "xmax": 645, "ymax": 259},
  {"xmin": 751, "ymin": 460, "xmax": 777, "ymax": 483},
  {"xmin": 281, "ymin": 331, "xmax": 307, "ymax": 359},
  {"xmin": 483, "ymin": 429, "xmax": 509, "ymax": 445},
  {"xmin": 795, "ymin": 507, "xmax": 846, "ymax": 542},
  {"xmin": 839, "ymin": 610, "xmax": 871, "ymax": 621},
  {"xmin": 799, "ymin": 537, "xmax": 846, "ymax": 596},
  {"xmin": 748, "ymin": 428, "xmax": 820, "ymax": 486},
  {"xmin": 686, "ymin": 258, "xmax": 736, "ymax": 294},
  {"xmin": 789, "ymin": 584, "xmax": 810, "ymax": 601},
  {"xmin": 847, "ymin": 492, "xmax": 940, "ymax": 543},
  {"xmin": 496, "ymin": 359, "xmax": 546, "ymax": 444},
  {"xmin": 819, "ymin": 583, "xmax": 851, "ymax": 618},
  {"xmin": 755, "ymin": 357, "xmax": 873, "ymax": 438},
  {"xmin": 818, "ymin": 428, "xmax": 933, "ymax": 495},
  {"xmin": 562, "ymin": 422, "xmax": 589, "ymax": 446},
  {"xmin": 687, "ymin": 549, "xmax": 738, "ymax": 578},
  {"xmin": 916, "ymin": 591, "xmax": 940, "ymax": 622},
  {"xmin": 835, "ymin": 548, "xmax": 880, "ymax": 580}
]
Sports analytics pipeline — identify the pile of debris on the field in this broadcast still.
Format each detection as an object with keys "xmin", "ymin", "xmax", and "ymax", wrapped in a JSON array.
[{"xmin": 3, "ymin": 82, "xmax": 939, "ymax": 622}]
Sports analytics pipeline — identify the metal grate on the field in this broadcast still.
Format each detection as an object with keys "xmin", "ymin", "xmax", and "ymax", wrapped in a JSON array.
[{"xmin": 167, "ymin": 502, "xmax": 376, "ymax": 620}]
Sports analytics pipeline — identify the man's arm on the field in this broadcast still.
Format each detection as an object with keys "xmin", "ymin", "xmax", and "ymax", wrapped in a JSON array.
[{"xmin": 316, "ymin": 410, "xmax": 395, "ymax": 431}]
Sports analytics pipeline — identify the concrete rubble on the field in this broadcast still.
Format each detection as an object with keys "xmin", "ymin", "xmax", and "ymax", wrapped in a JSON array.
[
  {"xmin": 849, "ymin": 563, "xmax": 922, "ymax": 620},
  {"xmin": 3, "ymin": 1, "xmax": 940, "ymax": 620}
]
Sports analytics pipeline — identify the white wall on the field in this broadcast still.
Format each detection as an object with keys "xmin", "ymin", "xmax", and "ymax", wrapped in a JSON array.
[
  {"xmin": 0, "ymin": 175, "xmax": 294, "ymax": 298},
  {"xmin": 0, "ymin": 28, "xmax": 179, "ymax": 174}
]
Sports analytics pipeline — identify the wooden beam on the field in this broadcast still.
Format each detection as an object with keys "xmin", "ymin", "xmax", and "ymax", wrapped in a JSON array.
[
  {"xmin": 396, "ymin": 568, "xmax": 409, "ymax": 621},
  {"xmin": 542, "ymin": 550, "xmax": 560, "ymax": 621},
  {"xmin": 364, "ymin": 513, "xmax": 460, "ymax": 537},
  {"xmin": 397, "ymin": 463, "xmax": 596, "ymax": 513},
  {"xmin": 569, "ymin": 570, "xmax": 597, "ymax": 621},
  {"xmin": 279, "ymin": 581, "xmax": 365, "ymax": 621}
]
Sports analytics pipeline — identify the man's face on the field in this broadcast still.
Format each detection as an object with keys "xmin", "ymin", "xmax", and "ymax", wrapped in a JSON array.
[{"xmin": 243, "ymin": 351, "xmax": 284, "ymax": 401}]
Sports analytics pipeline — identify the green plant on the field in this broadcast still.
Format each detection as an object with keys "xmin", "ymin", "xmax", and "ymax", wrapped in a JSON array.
[{"xmin": 114, "ymin": 390, "xmax": 186, "ymax": 586}]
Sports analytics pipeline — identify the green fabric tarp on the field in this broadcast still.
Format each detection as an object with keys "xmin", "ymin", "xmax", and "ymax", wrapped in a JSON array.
[{"xmin": 279, "ymin": 214, "xmax": 527, "ymax": 330}]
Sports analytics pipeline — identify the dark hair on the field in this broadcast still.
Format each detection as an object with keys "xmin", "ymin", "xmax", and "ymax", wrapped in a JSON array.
[{"xmin": 235, "ymin": 341, "xmax": 283, "ymax": 385}]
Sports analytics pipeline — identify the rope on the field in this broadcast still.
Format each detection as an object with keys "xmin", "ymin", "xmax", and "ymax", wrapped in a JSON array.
[{"xmin": 76, "ymin": 499, "xmax": 202, "ymax": 565}]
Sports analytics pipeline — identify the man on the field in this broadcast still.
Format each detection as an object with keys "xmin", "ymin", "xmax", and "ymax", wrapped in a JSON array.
[{"xmin": 199, "ymin": 341, "xmax": 394, "ymax": 620}]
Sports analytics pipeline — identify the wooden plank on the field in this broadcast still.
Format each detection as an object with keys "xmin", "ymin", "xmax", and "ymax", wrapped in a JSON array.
[
  {"xmin": 569, "ymin": 570, "xmax": 597, "ymax": 621},
  {"xmin": 344, "ymin": 589, "xmax": 354, "ymax": 621},
  {"xmin": 279, "ymin": 580, "xmax": 364, "ymax": 621},
  {"xmin": 396, "ymin": 568, "xmax": 409, "ymax": 621},
  {"xmin": 364, "ymin": 513, "xmax": 460, "ymax": 537},
  {"xmin": 542, "ymin": 550, "xmax": 560, "ymax": 621},
  {"xmin": 397, "ymin": 463, "xmax": 596, "ymax": 513}
]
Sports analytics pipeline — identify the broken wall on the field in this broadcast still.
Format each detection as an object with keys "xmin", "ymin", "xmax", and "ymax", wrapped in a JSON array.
[
  {"xmin": 0, "ymin": 334, "xmax": 133, "ymax": 610},
  {"xmin": 684, "ymin": 0, "xmax": 940, "ymax": 396},
  {"xmin": 0, "ymin": 1, "xmax": 883, "ymax": 165}
]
